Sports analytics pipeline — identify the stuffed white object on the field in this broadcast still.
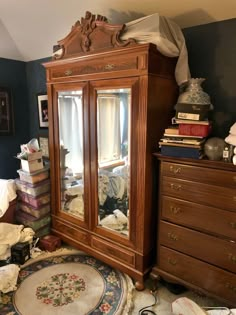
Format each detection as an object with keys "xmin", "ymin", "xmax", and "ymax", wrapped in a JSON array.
[
  {"xmin": 0, "ymin": 264, "xmax": 20, "ymax": 293},
  {"xmin": 100, "ymin": 209, "xmax": 128, "ymax": 231}
]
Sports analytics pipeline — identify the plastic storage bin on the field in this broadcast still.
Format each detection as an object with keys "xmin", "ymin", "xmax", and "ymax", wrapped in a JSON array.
[
  {"xmin": 15, "ymin": 178, "xmax": 50, "ymax": 197},
  {"xmin": 17, "ymin": 167, "xmax": 49, "ymax": 184},
  {"xmin": 16, "ymin": 210, "xmax": 51, "ymax": 231},
  {"xmin": 17, "ymin": 191, "xmax": 50, "ymax": 208},
  {"xmin": 18, "ymin": 202, "xmax": 50, "ymax": 219}
]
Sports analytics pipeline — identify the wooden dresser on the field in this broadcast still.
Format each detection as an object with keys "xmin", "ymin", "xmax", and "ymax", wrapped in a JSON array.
[{"xmin": 151, "ymin": 154, "xmax": 236, "ymax": 306}]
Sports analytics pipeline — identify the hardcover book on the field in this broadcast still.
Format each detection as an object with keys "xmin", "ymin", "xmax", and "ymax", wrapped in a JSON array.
[{"xmin": 160, "ymin": 143, "xmax": 203, "ymax": 159}]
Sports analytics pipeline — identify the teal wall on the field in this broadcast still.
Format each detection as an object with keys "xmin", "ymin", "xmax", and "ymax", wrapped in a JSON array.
[
  {"xmin": 0, "ymin": 58, "xmax": 28, "ymax": 179},
  {"xmin": 1, "ymin": 18, "xmax": 236, "ymax": 178}
]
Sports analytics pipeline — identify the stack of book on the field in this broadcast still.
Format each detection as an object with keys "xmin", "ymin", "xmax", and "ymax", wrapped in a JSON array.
[{"xmin": 159, "ymin": 118, "xmax": 212, "ymax": 159}]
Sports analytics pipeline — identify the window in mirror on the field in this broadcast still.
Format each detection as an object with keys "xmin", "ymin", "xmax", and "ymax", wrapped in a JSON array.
[
  {"xmin": 58, "ymin": 90, "xmax": 84, "ymax": 220},
  {"xmin": 97, "ymin": 88, "xmax": 131, "ymax": 237}
]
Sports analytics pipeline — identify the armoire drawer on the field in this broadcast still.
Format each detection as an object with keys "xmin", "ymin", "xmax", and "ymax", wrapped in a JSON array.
[
  {"xmin": 53, "ymin": 219, "xmax": 89, "ymax": 245},
  {"xmin": 162, "ymin": 177, "xmax": 236, "ymax": 212},
  {"xmin": 159, "ymin": 246, "xmax": 236, "ymax": 304},
  {"xmin": 91, "ymin": 236, "xmax": 135, "ymax": 267},
  {"xmin": 159, "ymin": 221, "xmax": 236, "ymax": 273},
  {"xmin": 50, "ymin": 55, "xmax": 140, "ymax": 80},
  {"xmin": 161, "ymin": 161, "xmax": 236, "ymax": 188},
  {"xmin": 161, "ymin": 196, "xmax": 236, "ymax": 240}
]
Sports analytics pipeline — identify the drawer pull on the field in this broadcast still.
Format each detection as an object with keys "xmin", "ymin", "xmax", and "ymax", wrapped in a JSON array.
[
  {"xmin": 170, "ymin": 183, "xmax": 182, "ymax": 191},
  {"xmin": 65, "ymin": 70, "xmax": 72, "ymax": 76},
  {"xmin": 228, "ymin": 253, "xmax": 236, "ymax": 263},
  {"xmin": 168, "ymin": 257, "xmax": 177, "ymax": 265},
  {"xmin": 170, "ymin": 165, "xmax": 182, "ymax": 174},
  {"xmin": 168, "ymin": 232, "xmax": 178, "ymax": 241},
  {"xmin": 104, "ymin": 64, "xmax": 115, "ymax": 70},
  {"xmin": 225, "ymin": 283, "xmax": 236, "ymax": 292},
  {"xmin": 170, "ymin": 206, "xmax": 181, "ymax": 215},
  {"xmin": 230, "ymin": 222, "xmax": 236, "ymax": 229}
]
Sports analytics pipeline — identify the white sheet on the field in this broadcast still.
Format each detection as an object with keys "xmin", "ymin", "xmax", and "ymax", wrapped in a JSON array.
[
  {"xmin": 121, "ymin": 13, "xmax": 191, "ymax": 86},
  {"xmin": 0, "ymin": 179, "xmax": 17, "ymax": 218}
]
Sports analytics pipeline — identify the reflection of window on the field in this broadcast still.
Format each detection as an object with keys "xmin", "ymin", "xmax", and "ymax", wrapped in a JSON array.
[{"xmin": 58, "ymin": 90, "xmax": 130, "ymax": 174}]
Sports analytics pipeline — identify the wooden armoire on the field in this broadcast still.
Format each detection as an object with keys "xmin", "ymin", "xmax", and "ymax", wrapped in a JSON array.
[{"xmin": 43, "ymin": 11, "xmax": 178, "ymax": 289}]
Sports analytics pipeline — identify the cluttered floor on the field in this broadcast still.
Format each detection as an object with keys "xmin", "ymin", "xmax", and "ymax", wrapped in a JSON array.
[{"xmin": 0, "ymin": 222, "xmax": 235, "ymax": 315}]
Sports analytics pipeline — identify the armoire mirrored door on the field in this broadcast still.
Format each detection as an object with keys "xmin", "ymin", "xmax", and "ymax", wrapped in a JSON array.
[
  {"xmin": 57, "ymin": 89, "xmax": 85, "ymax": 220},
  {"xmin": 96, "ymin": 88, "xmax": 131, "ymax": 237}
]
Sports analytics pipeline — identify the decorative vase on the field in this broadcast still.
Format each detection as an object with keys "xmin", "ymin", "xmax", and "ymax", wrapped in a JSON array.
[
  {"xmin": 204, "ymin": 137, "xmax": 225, "ymax": 161},
  {"xmin": 177, "ymin": 78, "xmax": 211, "ymax": 105}
]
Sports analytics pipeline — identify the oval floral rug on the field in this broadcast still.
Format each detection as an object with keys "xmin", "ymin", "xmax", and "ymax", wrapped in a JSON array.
[{"xmin": 0, "ymin": 253, "xmax": 133, "ymax": 315}]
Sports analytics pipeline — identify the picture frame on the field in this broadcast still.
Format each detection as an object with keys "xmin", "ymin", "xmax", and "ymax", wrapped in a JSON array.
[
  {"xmin": 0, "ymin": 87, "xmax": 14, "ymax": 135},
  {"xmin": 37, "ymin": 94, "xmax": 48, "ymax": 128},
  {"xmin": 38, "ymin": 135, "xmax": 49, "ymax": 159}
]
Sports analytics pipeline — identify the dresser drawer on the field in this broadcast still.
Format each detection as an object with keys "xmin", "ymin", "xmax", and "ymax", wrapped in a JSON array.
[
  {"xmin": 162, "ymin": 177, "xmax": 236, "ymax": 212},
  {"xmin": 161, "ymin": 196, "xmax": 236, "ymax": 240},
  {"xmin": 161, "ymin": 161, "xmax": 236, "ymax": 188},
  {"xmin": 91, "ymin": 236, "xmax": 135, "ymax": 267},
  {"xmin": 53, "ymin": 219, "xmax": 89, "ymax": 245},
  {"xmin": 50, "ymin": 55, "xmax": 139, "ymax": 80},
  {"xmin": 159, "ymin": 221, "xmax": 236, "ymax": 272},
  {"xmin": 159, "ymin": 246, "xmax": 236, "ymax": 304}
]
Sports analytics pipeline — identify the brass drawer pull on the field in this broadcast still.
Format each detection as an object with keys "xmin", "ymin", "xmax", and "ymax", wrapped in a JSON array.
[
  {"xmin": 170, "ymin": 165, "xmax": 182, "ymax": 174},
  {"xmin": 228, "ymin": 253, "xmax": 236, "ymax": 263},
  {"xmin": 168, "ymin": 232, "xmax": 178, "ymax": 241},
  {"xmin": 168, "ymin": 257, "xmax": 177, "ymax": 265},
  {"xmin": 170, "ymin": 183, "xmax": 182, "ymax": 191},
  {"xmin": 225, "ymin": 282, "xmax": 236, "ymax": 292},
  {"xmin": 170, "ymin": 206, "xmax": 181, "ymax": 215},
  {"xmin": 104, "ymin": 64, "xmax": 115, "ymax": 70},
  {"xmin": 230, "ymin": 222, "xmax": 236, "ymax": 229},
  {"xmin": 65, "ymin": 70, "xmax": 72, "ymax": 76}
]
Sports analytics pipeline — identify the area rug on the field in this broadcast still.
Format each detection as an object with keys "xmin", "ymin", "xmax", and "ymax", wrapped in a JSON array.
[{"xmin": 0, "ymin": 252, "xmax": 134, "ymax": 315}]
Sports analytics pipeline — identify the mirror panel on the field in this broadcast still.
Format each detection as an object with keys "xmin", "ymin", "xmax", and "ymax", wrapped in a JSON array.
[
  {"xmin": 58, "ymin": 90, "xmax": 84, "ymax": 220},
  {"xmin": 97, "ymin": 88, "xmax": 131, "ymax": 236}
]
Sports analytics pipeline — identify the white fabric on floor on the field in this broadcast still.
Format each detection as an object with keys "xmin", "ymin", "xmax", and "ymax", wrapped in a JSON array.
[
  {"xmin": 0, "ymin": 264, "xmax": 20, "ymax": 293},
  {"xmin": 121, "ymin": 13, "xmax": 191, "ymax": 86}
]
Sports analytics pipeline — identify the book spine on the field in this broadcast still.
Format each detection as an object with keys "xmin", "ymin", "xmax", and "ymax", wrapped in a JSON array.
[
  {"xmin": 160, "ymin": 145, "xmax": 202, "ymax": 159},
  {"xmin": 179, "ymin": 124, "xmax": 212, "ymax": 137}
]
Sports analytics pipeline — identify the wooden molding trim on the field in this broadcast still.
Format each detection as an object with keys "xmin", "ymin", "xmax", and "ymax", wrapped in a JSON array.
[{"xmin": 53, "ymin": 11, "xmax": 136, "ymax": 60}]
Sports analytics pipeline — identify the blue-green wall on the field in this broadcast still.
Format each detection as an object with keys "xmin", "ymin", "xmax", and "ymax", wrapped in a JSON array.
[
  {"xmin": 0, "ymin": 58, "xmax": 28, "ymax": 179},
  {"xmin": 1, "ymin": 18, "xmax": 236, "ymax": 178},
  {"xmin": 183, "ymin": 18, "xmax": 236, "ymax": 138}
]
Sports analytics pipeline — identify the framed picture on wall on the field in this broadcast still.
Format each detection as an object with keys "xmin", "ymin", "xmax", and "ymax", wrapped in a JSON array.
[
  {"xmin": 38, "ymin": 135, "xmax": 49, "ymax": 159},
  {"xmin": 0, "ymin": 87, "xmax": 14, "ymax": 135},
  {"xmin": 37, "ymin": 94, "xmax": 48, "ymax": 128}
]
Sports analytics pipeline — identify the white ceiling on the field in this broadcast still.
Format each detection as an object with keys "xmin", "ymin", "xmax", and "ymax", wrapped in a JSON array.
[{"xmin": 1, "ymin": 0, "xmax": 236, "ymax": 61}]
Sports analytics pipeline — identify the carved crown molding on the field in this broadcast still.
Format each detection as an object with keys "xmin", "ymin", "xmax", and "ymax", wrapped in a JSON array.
[{"xmin": 53, "ymin": 11, "xmax": 136, "ymax": 60}]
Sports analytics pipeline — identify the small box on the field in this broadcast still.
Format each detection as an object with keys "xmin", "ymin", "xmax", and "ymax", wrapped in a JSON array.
[
  {"xmin": 39, "ymin": 235, "xmax": 61, "ymax": 252},
  {"xmin": 21, "ymin": 158, "xmax": 44, "ymax": 173},
  {"xmin": 17, "ymin": 167, "xmax": 49, "ymax": 184},
  {"xmin": 15, "ymin": 178, "xmax": 50, "ymax": 197},
  {"xmin": 11, "ymin": 242, "xmax": 30, "ymax": 265},
  {"xmin": 18, "ymin": 151, "xmax": 43, "ymax": 161}
]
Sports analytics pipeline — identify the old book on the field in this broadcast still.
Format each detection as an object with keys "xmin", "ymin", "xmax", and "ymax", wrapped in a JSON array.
[
  {"xmin": 164, "ymin": 126, "xmax": 179, "ymax": 135},
  {"xmin": 161, "ymin": 136, "xmax": 205, "ymax": 145},
  {"xmin": 172, "ymin": 117, "xmax": 210, "ymax": 125},
  {"xmin": 178, "ymin": 123, "xmax": 212, "ymax": 137},
  {"xmin": 160, "ymin": 143, "xmax": 203, "ymax": 159}
]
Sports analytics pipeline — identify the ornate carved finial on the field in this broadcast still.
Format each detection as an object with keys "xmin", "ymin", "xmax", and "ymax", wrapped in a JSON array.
[{"xmin": 53, "ymin": 11, "xmax": 135, "ymax": 59}]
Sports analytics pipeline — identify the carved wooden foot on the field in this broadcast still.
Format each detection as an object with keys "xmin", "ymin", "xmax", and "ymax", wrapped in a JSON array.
[{"xmin": 135, "ymin": 280, "xmax": 145, "ymax": 291}]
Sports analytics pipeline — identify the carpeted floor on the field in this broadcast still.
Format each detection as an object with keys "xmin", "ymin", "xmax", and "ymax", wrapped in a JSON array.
[{"xmin": 0, "ymin": 248, "xmax": 229, "ymax": 315}]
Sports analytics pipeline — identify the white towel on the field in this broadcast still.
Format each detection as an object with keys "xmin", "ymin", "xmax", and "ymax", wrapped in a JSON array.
[
  {"xmin": 0, "ymin": 264, "xmax": 20, "ymax": 293},
  {"xmin": 233, "ymin": 155, "xmax": 236, "ymax": 165},
  {"xmin": 0, "ymin": 179, "xmax": 17, "ymax": 218},
  {"xmin": 225, "ymin": 134, "xmax": 236, "ymax": 146},
  {"xmin": 230, "ymin": 122, "xmax": 236, "ymax": 135}
]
